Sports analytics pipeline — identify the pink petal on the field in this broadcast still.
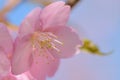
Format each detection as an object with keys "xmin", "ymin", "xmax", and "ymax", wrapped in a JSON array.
[
  {"xmin": 49, "ymin": 26, "xmax": 82, "ymax": 58},
  {"xmin": 0, "ymin": 49, "xmax": 11, "ymax": 77},
  {"xmin": 24, "ymin": 72, "xmax": 37, "ymax": 80},
  {"xmin": 1, "ymin": 74, "xmax": 17, "ymax": 80},
  {"xmin": 47, "ymin": 59, "xmax": 60, "ymax": 77},
  {"xmin": 19, "ymin": 7, "xmax": 42, "ymax": 38},
  {"xmin": 29, "ymin": 51, "xmax": 60, "ymax": 80},
  {"xmin": 0, "ymin": 23, "xmax": 13, "ymax": 55},
  {"xmin": 11, "ymin": 37, "xmax": 33, "ymax": 75},
  {"xmin": 16, "ymin": 72, "xmax": 36, "ymax": 80},
  {"xmin": 40, "ymin": 1, "xmax": 70, "ymax": 30}
]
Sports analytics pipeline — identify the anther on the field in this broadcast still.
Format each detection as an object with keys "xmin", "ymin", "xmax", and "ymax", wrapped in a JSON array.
[{"xmin": 31, "ymin": 32, "xmax": 63, "ymax": 61}]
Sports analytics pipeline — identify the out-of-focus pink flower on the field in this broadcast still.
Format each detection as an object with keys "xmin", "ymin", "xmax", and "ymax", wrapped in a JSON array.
[
  {"xmin": 0, "ymin": 23, "xmax": 35, "ymax": 80},
  {"xmin": 11, "ymin": 1, "xmax": 82, "ymax": 80},
  {"xmin": 0, "ymin": 23, "xmax": 16, "ymax": 80},
  {"xmin": 0, "ymin": 23, "xmax": 13, "ymax": 77}
]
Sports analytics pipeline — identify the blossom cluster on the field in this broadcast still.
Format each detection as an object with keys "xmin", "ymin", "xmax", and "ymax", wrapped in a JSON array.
[{"xmin": 0, "ymin": 1, "xmax": 81, "ymax": 80}]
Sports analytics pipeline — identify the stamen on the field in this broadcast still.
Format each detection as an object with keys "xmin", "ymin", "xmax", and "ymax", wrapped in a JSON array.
[
  {"xmin": 51, "ymin": 44, "xmax": 60, "ymax": 52},
  {"xmin": 53, "ymin": 39, "xmax": 63, "ymax": 45},
  {"xmin": 46, "ymin": 32, "xmax": 57, "ymax": 38},
  {"xmin": 44, "ymin": 48, "xmax": 55, "ymax": 61},
  {"xmin": 31, "ymin": 32, "xmax": 63, "ymax": 61}
]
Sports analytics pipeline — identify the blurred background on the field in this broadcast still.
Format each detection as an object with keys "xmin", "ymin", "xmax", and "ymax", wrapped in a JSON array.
[{"xmin": 0, "ymin": 0, "xmax": 120, "ymax": 80}]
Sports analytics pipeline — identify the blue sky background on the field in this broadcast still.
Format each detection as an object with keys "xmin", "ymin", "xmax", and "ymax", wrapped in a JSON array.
[{"xmin": 0, "ymin": 0, "xmax": 120, "ymax": 80}]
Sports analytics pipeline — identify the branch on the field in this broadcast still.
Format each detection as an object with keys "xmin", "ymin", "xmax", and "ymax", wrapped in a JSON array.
[{"xmin": 66, "ymin": 0, "xmax": 80, "ymax": 8}]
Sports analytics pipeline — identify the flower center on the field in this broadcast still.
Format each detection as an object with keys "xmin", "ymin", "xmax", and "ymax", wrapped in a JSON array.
[{"xmin": 31, "ymin": 32, "xmax": 63, "ymax": 63}]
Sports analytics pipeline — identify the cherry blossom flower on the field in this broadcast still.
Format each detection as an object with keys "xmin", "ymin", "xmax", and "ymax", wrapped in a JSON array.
[
  {"xmin": 0, "ymin": 23, "xmax": 13, "ymax": 77},
  {"xmin": 0, "ymin": 23, "xmax": 36, "ymax": 80},
  {"xmin": 0, "ymin": 23, "xmax": 16, "ymax": 80},
  {"xmin": 11, "ymin": 1, "xmax": 82, "ymax": 80}
]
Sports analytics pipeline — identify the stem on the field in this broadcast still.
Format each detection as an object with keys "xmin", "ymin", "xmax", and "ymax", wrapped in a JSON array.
[
  {"xmin": 66, "ymin": 0, "xmax": 80, "ymax": 8},
  {"xmin": 0, "ymin": 0, "xmax": 21, "ymax": 15},
  {"xmin": 6, "ymin": 22, "xmax": 18, "ymax": 31}
]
